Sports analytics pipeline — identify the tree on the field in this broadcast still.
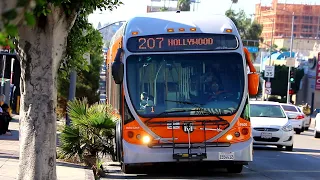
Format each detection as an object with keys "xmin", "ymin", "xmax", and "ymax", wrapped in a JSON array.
[
  {"xmin": 225, "ymin": 9, "xmax": 263, "ymax": 61},
  {"xmin": 57, "ymin": 13, "xmax": 104, "ymax": 117},
  {"xmin": 0, "ymin": 0, "xmax": 122, "ymax": 179},
  {"xmin": 261, "ymin": 65, "xmax": 304, "ymax": 97},
  {"xmin": 160, "ymin": 6, "xmax": 169, "ymax": 12},
  {"xmin": 177, "ymin": 0, "xmax": 191, "ymax": 11}
]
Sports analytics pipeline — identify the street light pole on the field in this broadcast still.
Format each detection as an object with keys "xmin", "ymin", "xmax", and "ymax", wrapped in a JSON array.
[
  {"xmin": 266, "ymin": 18, "xmax": 275, "ymax": 100},
  {"xmin": 286, "ymin": 12, "xmax": 295, "ymax": 104}
]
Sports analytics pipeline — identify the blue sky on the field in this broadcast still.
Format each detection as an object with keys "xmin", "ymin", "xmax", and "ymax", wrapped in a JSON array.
[{"xmin": 88, "ymin": 0, "xmax": 320, "ymax": 28}]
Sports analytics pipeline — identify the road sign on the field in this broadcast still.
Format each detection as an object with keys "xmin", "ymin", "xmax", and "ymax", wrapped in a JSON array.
[
  {"xmin": 264, "ymin": 65, "xmax": 275, "ymax": 78},
  {"xmin": 266, "ymin": 82, "xmax": 271, "ymax": 88},
  {"xmin": 286, "ymin": 57, "xmax": 296, "ymax": 67},
  {"xmin": 265, "ymin": 88, "xmax": 272, "ymax": 95},
  {"xmin": 245, "ymin": 46, "xmax": 259, "ymax": 53}
]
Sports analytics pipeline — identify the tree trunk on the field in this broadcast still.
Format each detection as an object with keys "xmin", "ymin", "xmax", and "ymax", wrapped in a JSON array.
[{"xmin": 16, "ymin": 4, "xmax": 76, "ymax": 180}]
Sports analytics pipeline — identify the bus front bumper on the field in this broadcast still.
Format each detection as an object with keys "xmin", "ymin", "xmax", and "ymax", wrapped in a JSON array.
[{"xmin": 122, "ymin": 138, "xmax": 253, "ymax": 164}]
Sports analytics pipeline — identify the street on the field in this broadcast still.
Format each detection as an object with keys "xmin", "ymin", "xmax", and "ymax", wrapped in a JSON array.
[{"xmin": 102, "ymin": 120, "xmax": 320, "ymax": 180}]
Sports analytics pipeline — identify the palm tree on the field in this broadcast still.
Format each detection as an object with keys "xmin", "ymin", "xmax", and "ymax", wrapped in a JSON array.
[
  {"xmin": 59, "ymin": 98, "xmax": 118, "ymax": 171},
  {"xmin": 177, "ymin": 0, "xmax": 191, "ymax": 11}
]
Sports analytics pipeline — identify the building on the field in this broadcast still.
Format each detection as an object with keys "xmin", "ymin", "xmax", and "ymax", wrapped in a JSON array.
[
  {"xmin": 255, "ymin": 0, "xmax": 320, "ymax": 48},
  {"xmin": 147, "ymin": 0, "xmax": 200, "ymax": 12}
]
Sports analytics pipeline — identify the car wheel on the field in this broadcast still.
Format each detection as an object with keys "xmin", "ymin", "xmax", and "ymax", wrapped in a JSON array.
[
  {"xmin": 295, "ymin": 130, "xmax": 301, "ymax": 134},
  {"xmin": 314, "ymin": 130, "xmax": 320, "ymax": 138},
  {"xmin": 227, "ymin": 165, "xmax": 243, "ymax": 173},
  {"xmin": 285, "ymin": 145, "xmax": 293, "ymax": 151}
]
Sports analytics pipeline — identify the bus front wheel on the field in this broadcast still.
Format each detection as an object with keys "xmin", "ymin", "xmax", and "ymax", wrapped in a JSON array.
[
  {"xmin": 227, "ymin": 164, "xmax": 243, "ymax": 173},
  {"xmin": 122, "ymin": 163, "xmax": 135, "ymax": 174}
]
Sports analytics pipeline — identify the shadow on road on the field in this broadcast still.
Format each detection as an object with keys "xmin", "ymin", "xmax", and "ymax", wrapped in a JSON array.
[{"xmin": 104, "ymin": 163, "xmax": 252, "ymax": 179}]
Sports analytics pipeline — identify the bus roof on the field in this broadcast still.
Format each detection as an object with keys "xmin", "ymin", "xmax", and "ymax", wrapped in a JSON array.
[{"xmin": 124, "ymin": 11, "xmax": 239, "ymax": 38}]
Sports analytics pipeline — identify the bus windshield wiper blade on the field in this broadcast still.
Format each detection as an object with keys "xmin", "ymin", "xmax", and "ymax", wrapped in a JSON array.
[
  {"xmin": 164, "ymin": 100, "xmax": 225, "ymax": 121},
  {"xmin": 145, "ymin": 109, "xmax": 201, "ymax": 124}
]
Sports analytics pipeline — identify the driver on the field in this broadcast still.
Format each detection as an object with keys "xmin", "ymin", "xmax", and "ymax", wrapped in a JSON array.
[
  {"xmin": 208, "ymin": 80, "xmax": 227, "ymax": 101},
  {"xmin": 140, "ymin": 92, "xmax": 154, "ymax": 109}
]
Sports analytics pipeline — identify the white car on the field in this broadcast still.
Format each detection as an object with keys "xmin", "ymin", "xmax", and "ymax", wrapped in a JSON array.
[
  {"xmin": 297, "ymin": 106, "xmax": 311, "ymax": 130},
  {"xmin": 314, "ymin": 112, "xmax": 320, "ymax": 138},
  {"xmin": 250, "ymin": 101, "xmax": 294, "ymax": 151},
  {"xmin": 279, "ymin": 103, "xmax": 305, "ymax": 134}
]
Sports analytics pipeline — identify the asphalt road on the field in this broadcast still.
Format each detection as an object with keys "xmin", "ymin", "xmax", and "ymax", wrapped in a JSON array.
[{"xmin": 102, "ymin": 119, "xmax": 320, "ymax": 180}]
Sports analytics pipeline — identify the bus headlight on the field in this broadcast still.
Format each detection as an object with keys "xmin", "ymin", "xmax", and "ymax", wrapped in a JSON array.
[
  {"xmin": 226, "ymin": 134, "xmax": 233, "ymax": 141},
  {"xmin": 142, "ymin": 135, "xmax": 151, "ymax": 144}
]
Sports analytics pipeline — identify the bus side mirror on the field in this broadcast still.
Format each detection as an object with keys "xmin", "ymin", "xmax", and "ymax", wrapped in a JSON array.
[
  {"xmin": 243, "ymin": 47, "xmax": 259, "ymax": 96},
  {"xmin": 111, "ymin": 48, "xmax": 124, "ymax": 84},
  {"xmin": 248, "ymin": 73, "xmax": 259, "ymax": 96}
]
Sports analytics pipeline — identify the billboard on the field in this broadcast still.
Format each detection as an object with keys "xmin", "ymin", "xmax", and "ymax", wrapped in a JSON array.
[{"xmin": 316, "ymin": 52, "xmax": 320, "ymax": 90}]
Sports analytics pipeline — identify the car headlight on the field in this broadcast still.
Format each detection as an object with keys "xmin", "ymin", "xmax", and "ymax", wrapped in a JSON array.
[{"xmin": 282, "ymin": 123, "xmax": 293, "ymax": 132}]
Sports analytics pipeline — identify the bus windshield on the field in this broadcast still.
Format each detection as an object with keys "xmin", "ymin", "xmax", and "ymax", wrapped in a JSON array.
[{"xmin": 126, "ymin": 52, "xmax": 244, "ymax": 117}]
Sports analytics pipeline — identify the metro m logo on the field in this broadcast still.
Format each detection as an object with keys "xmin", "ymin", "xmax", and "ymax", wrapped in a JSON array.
[{"xmin": 183, "ymin": 122, "xmax": 194, "ymax": 133}]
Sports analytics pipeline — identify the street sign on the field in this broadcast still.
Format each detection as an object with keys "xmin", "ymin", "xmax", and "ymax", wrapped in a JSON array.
[
  {"xmin": 286, "ymin": 57, "xmax": 296, "ymax": 67},
  {"xmin": 264, "ymin": 65, "xmax": 275, "ymax": 78},
  {"xmin": 245, "ymin": 46, "xmax": 259, "ymax": 53},
  {"xmin": 266, "ymin": 82, "xmax": 271, "ymax": 88},
  {"xmin": 265, "ymin": 88, "xmax": 272, "ymax": 95}
]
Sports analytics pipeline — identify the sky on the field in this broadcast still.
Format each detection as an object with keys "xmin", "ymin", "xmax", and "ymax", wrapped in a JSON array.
[{"xmin": 88, "ymin": 0, "xmax": 320, "ymax": 28}]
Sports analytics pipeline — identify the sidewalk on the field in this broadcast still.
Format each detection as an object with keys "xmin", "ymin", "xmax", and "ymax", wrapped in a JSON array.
[{"xmin": 0, "ymin": 115, "xmax": 95, "ymax": 180}]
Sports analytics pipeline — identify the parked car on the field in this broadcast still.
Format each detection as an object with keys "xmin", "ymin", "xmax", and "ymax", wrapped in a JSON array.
[
  {"xmin": 314, "ymin": 112, "xmax": 320, "ymax": 138},
  {"xmin": 250, "ymin": 101, "xmax": 294, "ymax": 151},
  {"xmin": 279, "ymin": 103, "xmax": 306, "ymax": 134}
]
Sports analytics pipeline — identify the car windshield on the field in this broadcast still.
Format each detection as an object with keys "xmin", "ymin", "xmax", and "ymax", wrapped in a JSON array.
[
  {"xmin": 281, "ymin": 105, "xmax": 298, "ymax": 112},
  {"xmin": 126, "ymin": 53, "xmax": 244, "ymax": 117},
  {"xmin": 250, "ymin": 104, "xmax": 286, "ymax": 118}
]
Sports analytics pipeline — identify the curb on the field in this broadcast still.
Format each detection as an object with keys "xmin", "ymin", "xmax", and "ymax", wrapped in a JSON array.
[{"xmin": 85, "ymin": 169, "xmax": 95, "ymax": 180}]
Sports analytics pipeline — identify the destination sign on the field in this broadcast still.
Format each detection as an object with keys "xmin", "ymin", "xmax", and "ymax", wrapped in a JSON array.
[{"xmin": 126, "ymin": 33, "xmax": 239, "ymax": 52}]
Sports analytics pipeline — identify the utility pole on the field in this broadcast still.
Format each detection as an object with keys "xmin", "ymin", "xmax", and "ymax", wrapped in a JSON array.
[
  {"xmin": 286, "ymin": 12, "xmax": 295, "ymax": 104},
  {"xmin": 66, "ymin": 69, "xmax": 77, "ymax": 126}
]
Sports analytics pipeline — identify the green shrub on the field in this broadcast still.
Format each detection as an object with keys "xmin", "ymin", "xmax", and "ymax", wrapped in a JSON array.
[{"xmin": 59, "ymin": 98, "xmax": 118, "ymax": 169}]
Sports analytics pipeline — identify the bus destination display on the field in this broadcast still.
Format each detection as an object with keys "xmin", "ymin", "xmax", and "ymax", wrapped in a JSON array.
[{"xmin": 126, "ymin": 34, "xmax": 238, "ymax": 52}]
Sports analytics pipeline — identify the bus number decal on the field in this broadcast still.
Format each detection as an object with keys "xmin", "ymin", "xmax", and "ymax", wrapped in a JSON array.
[
  {"xmin": 138, "ymin": 37, "xmax": 164, "ymax": 50},
  {"xmin": 138, "ymin": 38, "xmax": 147, "ymax": 49},
  {"xmin": 239, "ymin": 123, "xmax": 248, "ymax": 127}
]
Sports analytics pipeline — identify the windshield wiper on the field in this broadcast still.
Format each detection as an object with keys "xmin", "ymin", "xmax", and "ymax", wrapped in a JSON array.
[
  {"xmin": 144, "ymin": 109, "xmax": 202, "ymax": 124},
  {"xmin": 164, "ymin": 100, "xmax": 225, "ymax": 121}
]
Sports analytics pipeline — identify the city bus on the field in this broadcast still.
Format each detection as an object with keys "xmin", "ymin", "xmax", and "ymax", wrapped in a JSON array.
[{"xmin": 106, "ymin": 11, "xmax": 259, "ymax": 174}]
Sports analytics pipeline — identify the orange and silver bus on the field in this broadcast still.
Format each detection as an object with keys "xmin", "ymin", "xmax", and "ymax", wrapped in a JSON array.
[{"xmin": 106, "ymin": 11, "xmax": 259, "ymax": 174}]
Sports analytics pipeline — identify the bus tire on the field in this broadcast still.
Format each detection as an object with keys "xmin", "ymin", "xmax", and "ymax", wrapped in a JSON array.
[
  {"xmin": 227, "ymin": 164, "xmax": 243, "ymax": 173},
  {"xmin": 122, "ymin": 163, "xmax": 134, "ymax": 174}
]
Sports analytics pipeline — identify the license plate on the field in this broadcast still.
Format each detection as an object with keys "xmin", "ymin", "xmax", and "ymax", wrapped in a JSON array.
[
  {"xmin": 219, "ymin": 152, "xmax": 235, "ymax": 160},
  {"xmin": 261, "ymin": 132, "xmax": 272, "ymax": 139}
]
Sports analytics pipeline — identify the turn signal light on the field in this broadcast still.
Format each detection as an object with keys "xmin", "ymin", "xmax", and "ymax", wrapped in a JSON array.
[
  {"xmin": 241, "ymin": 128, "xmax": 249, "ymax": 135},
  {"xmin": 190, "ymin": 28, "xmax": 196, "ymax": 31},
  {"xmin": 128, "ymin": 131, "xmax": 134, "ymax": 138}
]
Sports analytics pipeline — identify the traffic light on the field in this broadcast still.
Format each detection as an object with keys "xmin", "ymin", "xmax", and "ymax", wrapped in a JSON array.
[
  {"xmin": 290, "ymin": 71, "xmax": 295, "ymax": 83},
  {"xmin": 289, "ymin": 89, "xmax": 294, "ymax": 95}
]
